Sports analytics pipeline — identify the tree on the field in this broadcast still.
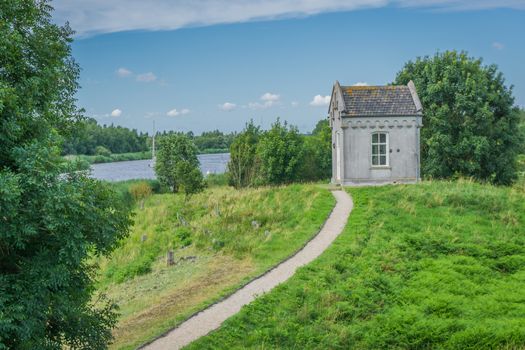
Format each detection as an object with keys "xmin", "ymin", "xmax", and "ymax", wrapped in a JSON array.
[
  {"xmin": 519, "ymin": 108, "xmax": 525, "ymax": 154},
  {"xmin": 0, "ymin": 1, "xmax": 132, "ymax": 349},
  {"xmin": 256, "ymin": 119, "xmax": 304, "ymax": 185},
  {"xmin": 227, "ymin": 121, "xmax": 261, "ymax": 188},
  {"xmin": 176, "ymin": 161, "xmax": 206, "ymax": 198},
  {"xmin": 395, "ymin": 50, "xmax": 522, "ymax": 185},
  {"xmin": 300, "ymin": 119, "xmax": 332, "ymax": 181},
  {"xmin": 154, "ymin": 134, "xmax": 202, "ymax": 193}
]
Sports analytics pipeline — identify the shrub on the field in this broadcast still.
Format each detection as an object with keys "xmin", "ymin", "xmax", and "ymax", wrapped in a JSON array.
[
  {"xmin": 95, "ymin": 145, "xmax": 112, "ymax": 157},
  {"xmin": 129, "ymin": 181, "xmax": 153, "ymax": 209}
]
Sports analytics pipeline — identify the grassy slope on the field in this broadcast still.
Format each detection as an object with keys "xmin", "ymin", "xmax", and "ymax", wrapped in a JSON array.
[
  {"xmin": 97, "ymin": 184, "xmax": 335, "ymax": 349},
  {"xmin": 188, "ymin": 180, "xmax": 525, "ymax": 349}
]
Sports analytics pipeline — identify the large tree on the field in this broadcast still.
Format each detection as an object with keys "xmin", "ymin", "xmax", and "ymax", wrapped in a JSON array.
[
  {"xmin": 0, "ymin": 1, "xmax": 131, "ymax": 349},
  {"xmin": 395, "ymin": 50, "xmax": 522, "ymax": 185}
]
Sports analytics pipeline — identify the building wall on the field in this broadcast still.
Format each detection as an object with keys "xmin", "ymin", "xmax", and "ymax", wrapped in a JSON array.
[
  {"xmin": 329, "ymin": 86, "xmax": 347, "ymax": 183},
  {"xmin": 332, "ymin": 115, "xmax": 422, "ymax": 185}
]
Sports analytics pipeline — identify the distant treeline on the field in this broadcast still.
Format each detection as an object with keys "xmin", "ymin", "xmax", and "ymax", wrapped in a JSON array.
[
  {"xmin": 157, "ymin": 130, "xmax": 236, "ymax": 154},
  {"xmin": 62, "ymin": 118, "xmax": 237, "ymax": 156},
  {"xmin": 62, "ymin": 118, "xmax": 149, "ymax": 155}
]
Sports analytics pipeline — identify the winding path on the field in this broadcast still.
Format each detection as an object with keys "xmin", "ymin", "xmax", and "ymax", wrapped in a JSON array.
[{"xmin": 141, "ymin": 190, "xmax": 353, "ymax": 350}]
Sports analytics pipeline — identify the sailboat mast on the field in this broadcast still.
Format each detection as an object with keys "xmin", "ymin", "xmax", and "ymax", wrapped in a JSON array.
[{"xmin": 152, "ymin": 120, "xmax": 156, "ymax": 160}]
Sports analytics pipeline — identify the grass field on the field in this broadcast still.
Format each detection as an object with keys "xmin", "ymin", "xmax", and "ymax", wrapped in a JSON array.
[
  {"xmin": 96, "ymin": 183, "xmax": 335, "ymax": 349},
  {"xmin": 187, "ymin": 180, "xmax": 525, "ymax": 349}
]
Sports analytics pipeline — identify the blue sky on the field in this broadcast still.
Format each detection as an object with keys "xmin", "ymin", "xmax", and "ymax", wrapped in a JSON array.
[{"xmin": 52, "ymin": 1, "xmax": 525, "ymax": 134}]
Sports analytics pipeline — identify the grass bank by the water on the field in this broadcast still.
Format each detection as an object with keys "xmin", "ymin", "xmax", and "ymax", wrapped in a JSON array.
[
  {"xmin": 64, "ymin": 151, "xmax": 151, "ymax": 169},
  {"xmin": 97, "ymin": 184, "xmax": 335, "ymax": 350},
  {"xmin": 188, "ymin": 180, "xmax": 525, "ymax": 349},
  {"xmin": 65, "ymin": 149, "xmax": 229, "ymax": 165}
]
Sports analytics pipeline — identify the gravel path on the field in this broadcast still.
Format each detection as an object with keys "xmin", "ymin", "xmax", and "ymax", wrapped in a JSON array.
[{"xmin": 141, "ymin": 190, "xmax": 353, "ymax": 350}]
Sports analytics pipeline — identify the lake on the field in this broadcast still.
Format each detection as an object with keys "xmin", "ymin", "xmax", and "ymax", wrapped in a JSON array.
[{"xmin": 90, "ymin": 153, "xmax": 230, "ymax": 181}]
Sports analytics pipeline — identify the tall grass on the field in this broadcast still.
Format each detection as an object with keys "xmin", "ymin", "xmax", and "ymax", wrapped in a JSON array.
[
  {"xmin": 96, "ymin": 183, "xmax": 335, "ymax": 349},
  {"xmin": 188, "ymin": 180, "xmax": 525, "ymax": 350}
]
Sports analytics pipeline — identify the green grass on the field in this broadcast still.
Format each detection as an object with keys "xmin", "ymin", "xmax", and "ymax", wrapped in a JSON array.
[
  {"xmin": 187, "ymin": 180, "xmax": 525, "ymax": 350},
  {"xmin": 518, "ymin": 154, "xmax": 525, "ymax": 186},
  {"xmin": 65, "ymin": 151, "xmax": 152, "ymax": 165},
  {"xmin": 96, "ymin": 183, "xmax": 335, "ymax": 349}
]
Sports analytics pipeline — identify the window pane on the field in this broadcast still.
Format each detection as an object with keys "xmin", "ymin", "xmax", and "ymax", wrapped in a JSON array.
[
  {"xmin": 380, "ymin": 155, "xmax": 387, "ymax": 165},
  {"xmin": 379, "ymin": 145, "xmax": 386, "ymax": 155},
  {"xmin": 372, "ymin": 133, "xmax": 378, "ymax": 143},
  {"xmin": 372, "ymin": 145, "xmax": 378, "ymax": 155},
  {"xmin": 372, "ymin": 155, "xmax": 378, "ymax": 165},
  {"xmin": 380, "ymin": 133, "xmax": 386, "ymax": 143}
]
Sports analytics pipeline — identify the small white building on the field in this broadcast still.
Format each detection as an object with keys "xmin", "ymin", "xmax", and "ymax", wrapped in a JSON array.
[{"xmin": 329, "ymin": 81, "xmax": 423, "ymax": 185}]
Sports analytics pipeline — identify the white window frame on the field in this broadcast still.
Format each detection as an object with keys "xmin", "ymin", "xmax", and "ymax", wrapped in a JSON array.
[{"xmin": 371, "ymin": 132, "xmax": 389, "ymax": 167}]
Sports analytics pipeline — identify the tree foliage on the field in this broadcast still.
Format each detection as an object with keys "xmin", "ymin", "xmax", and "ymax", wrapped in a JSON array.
[
  {"xmin": 256, "ymin": 119, "xmax": 304, "ymax": 185},
  {"xmin": 395, "ymin": 50, "xmax": 522, "ymax": 185},
  {"xmin": 227, "ymin": 119, "xmax": 331, "ymax": 187},
  {"xmin": 227, "ymin": 121, "xmax": 261, "ymax": 188},
  {"xmin": 154, "ymin": 134, "xmax": 204, "ymax": 194},
  {"xmin": 300, "ymin": 119, "xmax": 332, "ymax": 181},
  {"xmin": 0, "ymin": 1, "xmax": 132, "ymax": 349},
  {"xmin": 62, "ymin": 118, "xmax": 149, "ymax": 155}
]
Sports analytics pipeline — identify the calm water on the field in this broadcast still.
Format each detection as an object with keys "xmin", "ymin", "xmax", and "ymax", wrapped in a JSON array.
[{"xmin": 90, "ymin": 153, "xmax": 230, "ymax": 181}]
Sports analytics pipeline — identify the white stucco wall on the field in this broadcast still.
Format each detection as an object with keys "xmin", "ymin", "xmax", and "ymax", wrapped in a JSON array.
[{"xmin": 332, "ymin": 116, "xmax": 422, "ymax": 185}]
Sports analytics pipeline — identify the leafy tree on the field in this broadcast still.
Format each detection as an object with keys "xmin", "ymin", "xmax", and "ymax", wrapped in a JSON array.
[
  {"xmin": 154, "ymin": 134, "xmax": 201, "ymax": 193},
  {"xmin": 62, "ymin": 118, "xmax": 149, "ymax": 156},
  {"xmin": 227, "ymin": 121, "xmax": 261, "ymax": 188},
  {"xmin": 176, "ymin": 161, "xmax": 206, "ymax": 198},
  {"xmin": 395, "ymin": 50, "xmax": 522, "ymax": 185},
  {"xmin": 0, "ymin": 1, "xmax": 132, "ymax": 349},
  {"xmin": 300, "ymin": 119, "xmax": 332, "ymax": 181},
  {"xmin": 519, "ymin": 108, "xmax": 525, "ymax": 154},
  {"xmin": 256, "ymin": 119, "xmax": 304, "ymax": 185}
]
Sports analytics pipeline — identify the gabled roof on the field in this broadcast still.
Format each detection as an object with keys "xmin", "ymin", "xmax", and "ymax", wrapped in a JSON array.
[{"xmin": 335, "ymin": 81, "xmax": 422, "ymax": 117}]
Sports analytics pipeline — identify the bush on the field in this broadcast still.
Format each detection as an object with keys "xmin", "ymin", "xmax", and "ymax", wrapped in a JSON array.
[
  {"xmin": 95, "ymin": 145, "xmax": 112, "ymax": 157},
  {"xmin": 129, "ymin": 181, "xmax": 153, "ymax": 209}
]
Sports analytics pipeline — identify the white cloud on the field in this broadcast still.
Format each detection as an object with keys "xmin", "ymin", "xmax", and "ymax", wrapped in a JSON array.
[
  {"xmin": 219, "ymin": 102, "xmax": 237, "ymax": 111},
  {"xmin": 310, "ymin": 95, "xmax": 331, "ymax": 107},
  {"xmin": 167, "ymin": 108, "xmax": 190, "ymax": 117},
  {"xmin": 249, "ymin": 92, "xmax": 281, "ymax": 109},
  {"xmin": 492, "ymin": 41, "xmax": 504, "ymax": 50},
  {"xmin": 116, "ymin": 67, "xmax": 132, "ymax": 77},
  {"xmin": 353, "ymin": 82, "xmax": 369, "ymax": 86},
  {"xmin": 52, "ymin": 1, "xmax": 525, "ymax": 37},
  {"xmin": 136, "ymin": 72, "xmax": 157, "ymax": 82},
  {"xmin": 110, "ymin": 108, "xmax": 122, "ymax": 117},
  {"xmin": 261, "ymin": 92, "xmax": 280, "ymax": 102}
]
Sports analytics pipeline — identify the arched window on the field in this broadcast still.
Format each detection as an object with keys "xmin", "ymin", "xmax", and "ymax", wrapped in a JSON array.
[{"xmin": 371, "ymin": 132, "xmax": 388, "ymax": 166}]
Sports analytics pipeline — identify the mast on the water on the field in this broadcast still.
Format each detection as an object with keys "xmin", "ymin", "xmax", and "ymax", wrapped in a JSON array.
[{"xmin": 151, "ymin": 120, "xmax": 156, "ymax": 166}]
